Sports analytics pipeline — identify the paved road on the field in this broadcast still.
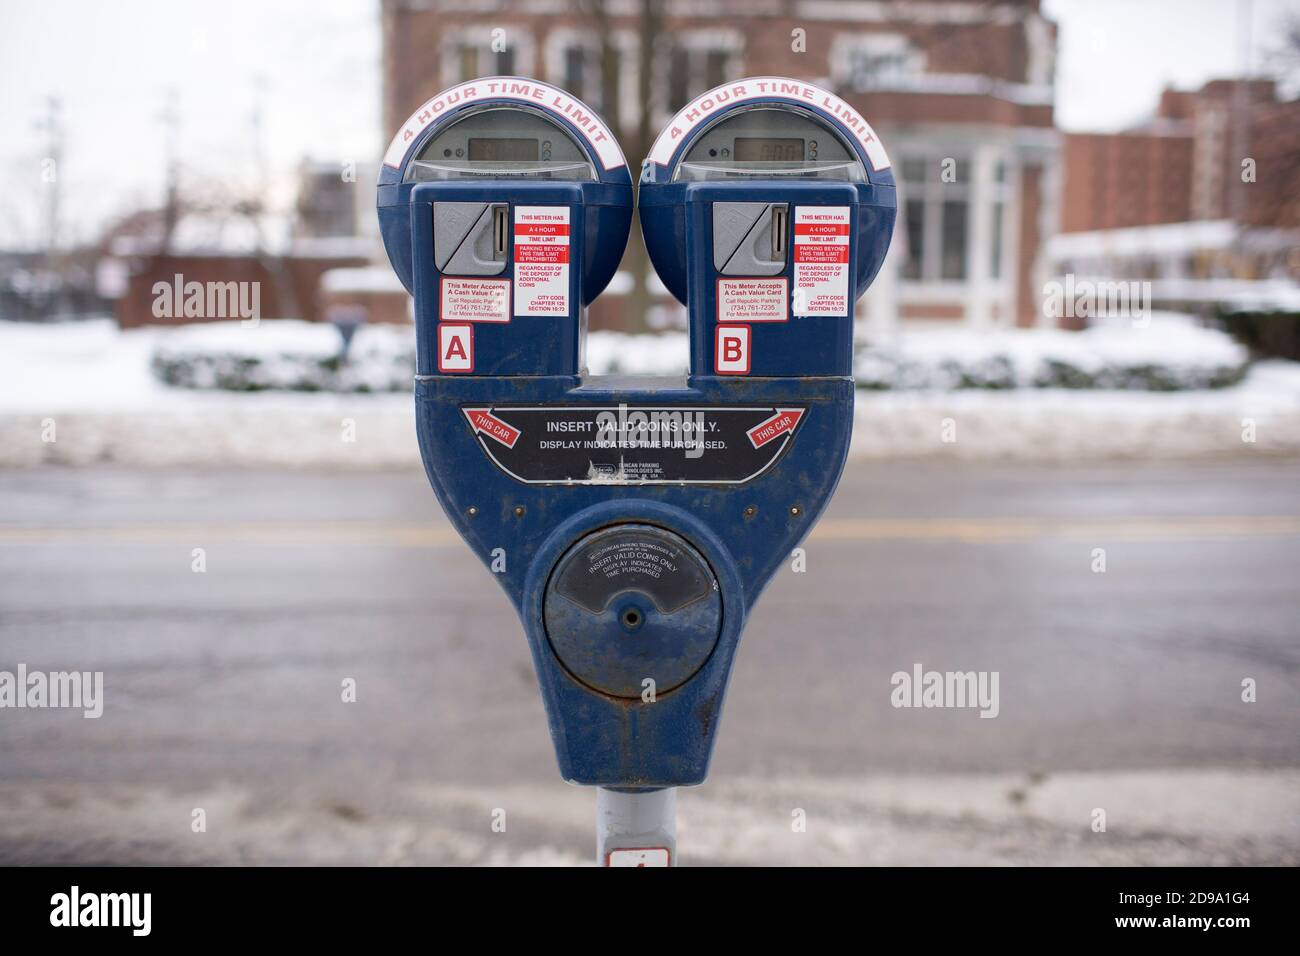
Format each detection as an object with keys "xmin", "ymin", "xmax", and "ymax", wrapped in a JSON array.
[{"xmin": 1, "ymin": 460, "xmax": 1297, "ymax": 864}]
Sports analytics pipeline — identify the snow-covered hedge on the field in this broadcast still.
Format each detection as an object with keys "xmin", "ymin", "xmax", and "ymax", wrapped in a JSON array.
[
  {"xmin": 148, "ymin": 315, "xmax": 1249, "ymax": 394},
  {"xmin": 585, "ymin": 331, "xmax": 689, "ymax": 376},
  {"xmin": 151, "ymin": 322, "xmax": 693, "ymax": 391},
  {"xmin": 151, "ymin": 320, "xmax": 416, "ymax": 392},
  {"xmin": 855, "ymin": 316, "xmax": 1249, "ymax": 391}
]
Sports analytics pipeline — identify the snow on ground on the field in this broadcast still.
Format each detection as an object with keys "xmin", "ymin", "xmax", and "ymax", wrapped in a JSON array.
[
  {"xmin": 0, "ymin": 318, "xmax": 166, "ymax": 411},
  {"xmin": 2, "ymin": 318, "xmax": 1299, "ymax": 466},
  {"xmin": 151, "ymin": 320, "xmax": 415, "ymax": 392},
  {"xmin": 851, "ymin": 361, "xmax": 1300, "ymax": 460},
  {"xmin": 855, "ymin": 313, "xmax": 1249, "ymax": 390},
  {"xmin": 584, "ymin": 330, "xmax": 689, "ymax": 376}
]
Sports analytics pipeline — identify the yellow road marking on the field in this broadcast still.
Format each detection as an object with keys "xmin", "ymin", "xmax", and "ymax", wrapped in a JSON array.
[
  {"xmin": 811, "ymin": 515, "xmax": 1300, "ymax": 543},
  {"xmin": 0, "ymin": 515, "xmax": 1297, "ymax": 546},
  {"xmin": 0, "ymin": 523, "xmax": 462, "ymax": 547}
]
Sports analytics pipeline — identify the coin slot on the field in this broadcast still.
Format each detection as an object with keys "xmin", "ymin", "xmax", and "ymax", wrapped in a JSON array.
[
  {"xmin": 771, "ymin": 204, "xmax": 788, "ymax": 258},
  {"xmin": 492, "ymin": 205, "xmax": 508, "ymax": 259}
]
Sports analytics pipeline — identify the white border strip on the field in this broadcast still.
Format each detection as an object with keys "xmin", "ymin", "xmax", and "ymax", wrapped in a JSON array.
[
  {"xmin": 384, "ymin": 77, "xmax": 626, "ymax": 171},
  {"xmin": 646, "ymin": 76, "xmax": 891, "ymax": 173}
]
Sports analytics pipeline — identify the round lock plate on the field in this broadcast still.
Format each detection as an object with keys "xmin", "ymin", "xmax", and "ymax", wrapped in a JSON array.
[{"xmin": 543, "ymin": 524, "xmax": 722, "ymax": 699}]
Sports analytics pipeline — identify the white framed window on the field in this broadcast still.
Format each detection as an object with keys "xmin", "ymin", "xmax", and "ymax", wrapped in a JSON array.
[
  {"xmin": 899, "ymin": 143, "xmax": 1019, "ymax": 321},
  {"xmin": 899, "ymin": 154, "xmax": 971, "ymax": 283},
  {"xmin": 989, "ymin": 160, "xmax": 1011, "ymax": 281},
  {"xmin": 831, "ymin": 33, "xmax": 925, "ymax": 92},
  {"xmin": 544, "ymin": 28, "xmax": 639, "ymax": 131},
  {"xmin": 440, "ymin": 26, "xmax": 536, "ymax": 87},
  {"xmin": 657, "ymin": 30, "xmax": 743, "ymax": 122}
]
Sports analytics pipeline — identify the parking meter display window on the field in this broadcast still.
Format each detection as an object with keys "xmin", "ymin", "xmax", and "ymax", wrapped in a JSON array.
[
  {"xmin": 468, "ymin": 137, "xmax": 537, "ymax": 161},
  {"xmin": 544, "ymin": 525, "xmax": 722, "ymax": 699},
  {"xmin": 461, "ymin": 403, "xmax": 805, "ymax": 484},
  {"xmin": 734, "ymin": 137, "xmax": 803, "ymax": 162},
  {"xmin": 406, "ymin": 105, "xmax": 595, "ymax": 181},
  {"xmin": 675, "ymin": 106, "xmax": 865, "ymax": 182}
]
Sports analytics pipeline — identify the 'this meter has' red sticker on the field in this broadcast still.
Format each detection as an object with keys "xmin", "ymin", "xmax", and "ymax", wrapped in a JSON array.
[
  {"xmin": 514, "ymin": 206, "xmax": 570, "ymax": 317},
  {"xmin": 793, "ymin": 206, "xmax": 850, "ymax": 317}
]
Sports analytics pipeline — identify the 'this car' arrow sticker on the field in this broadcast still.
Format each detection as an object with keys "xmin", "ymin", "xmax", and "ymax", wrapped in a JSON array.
[
  {"xmin": 746, "ymin": 408, "xmax": 804, "ymax": 448},
  {"xmin": 463, "ymin": 407, "xmax": 522, "ymax": 448}
]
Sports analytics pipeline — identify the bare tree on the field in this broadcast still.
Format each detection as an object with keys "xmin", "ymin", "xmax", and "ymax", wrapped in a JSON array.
[{"xmin": 573, "ymin": 0, "xmax": 664, "ymax": 333}]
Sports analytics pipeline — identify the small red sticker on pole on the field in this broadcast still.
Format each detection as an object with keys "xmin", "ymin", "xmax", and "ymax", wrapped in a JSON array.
[{"xmin": 606, "ymin": 848, "xmax": 671, "ymax": 867}]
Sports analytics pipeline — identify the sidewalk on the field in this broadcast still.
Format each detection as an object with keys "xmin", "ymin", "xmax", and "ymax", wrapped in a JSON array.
[
  {"xmin": 5, "ymin": 372, "xmax": 1300, "ymax": 467},
  {"xmin": 3, "ymin": 769, "xmax": 1294, "ymax": 866}
]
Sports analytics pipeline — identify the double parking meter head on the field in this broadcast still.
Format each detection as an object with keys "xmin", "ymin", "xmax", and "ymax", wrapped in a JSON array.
[{"xmin": 378, "ymin": 77, "xmax": 894, "ymax": 790}]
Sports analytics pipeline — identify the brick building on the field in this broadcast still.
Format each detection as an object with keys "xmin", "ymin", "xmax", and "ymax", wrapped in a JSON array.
[
  {"xmin": 109, "ymin": 251, "xmax": 373, "ymax": 330},
  {"xmin": 1052, "ymin": 78, "xmax": 1300, "ymax": 318},
  {"xmin": 99, "ymin": 209, "xmax": 375, "ymax": 329},
  {"xmin": 1060, "ymin": 78, "xmax": 1294, "ymax": 235},
  {"xmin": 381, "ymin": 0, "xmax": 1062, "ymax": 329}
]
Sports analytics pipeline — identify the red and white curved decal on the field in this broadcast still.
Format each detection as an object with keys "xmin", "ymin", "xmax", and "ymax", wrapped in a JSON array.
[
  {"xmin": 384, "ymin": 77, "xmax": 626, "ymax": 171},
  {"xmin": 646, "ymin": 76, "xmax": 890, "ymax": 173}
]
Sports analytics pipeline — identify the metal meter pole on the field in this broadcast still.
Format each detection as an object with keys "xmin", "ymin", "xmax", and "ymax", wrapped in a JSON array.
[{"xmin": 596, "ymin": 787, "xmax": 677, "ymax": 867}]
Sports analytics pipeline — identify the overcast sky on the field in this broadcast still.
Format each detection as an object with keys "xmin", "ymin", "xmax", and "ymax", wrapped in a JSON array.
[{"xmin": 0, "ymin": 0, "xmax": 1295, "ymax": 249}]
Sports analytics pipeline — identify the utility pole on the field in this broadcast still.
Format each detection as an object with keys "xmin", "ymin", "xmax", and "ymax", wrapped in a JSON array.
[
  {"xmin": 158, "ymin": 88, "xmax": 182, "ymax": 252},
  {"xmin": 249, "ymin": 73, "xmax": 299, "ymax": 319},
  {"xmin": 35, "ymin": 96, "xmax": 63, "ymax": 319},
  {"xmin": 38, "ymin": 96, "xmax": 62, "ymax": 254}
]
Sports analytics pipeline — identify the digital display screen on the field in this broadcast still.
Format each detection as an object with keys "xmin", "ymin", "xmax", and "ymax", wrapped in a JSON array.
[
  {"xmin": 734, "ymin": 137, "xmax": 804, "ymax": 162},
  {"xmin": 468, "ymin": 138, "xmax": 539, "ymax": 162}
]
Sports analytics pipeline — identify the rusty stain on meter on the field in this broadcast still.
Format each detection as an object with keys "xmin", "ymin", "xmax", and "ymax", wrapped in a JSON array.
[{"xmin": 544, "ymin": 524, "xmax": 722, "ymax": 699}]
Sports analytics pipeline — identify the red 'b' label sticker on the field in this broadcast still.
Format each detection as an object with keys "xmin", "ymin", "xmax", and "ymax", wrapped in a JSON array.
[{"xmin": 793, "ymin": 207, "xmax": 850, "ymax": 317}]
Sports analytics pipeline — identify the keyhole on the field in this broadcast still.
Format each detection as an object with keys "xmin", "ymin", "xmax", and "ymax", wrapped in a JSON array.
[{"xmin": 621, "ymin": 608, "xmax": 643, "ymax": 630}]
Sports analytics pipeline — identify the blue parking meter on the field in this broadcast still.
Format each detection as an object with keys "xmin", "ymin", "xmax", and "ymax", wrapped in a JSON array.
[
  {"xmin": 639, "ymin": 77, "xmax": 896, "ymax": 377},
  {"xmin": 378, "ymin": 78, "xmax": 630, "ymax": 376},
  {"xmin": 378, "ymin": 76, "xmax": 894, "ymax": 864}
]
